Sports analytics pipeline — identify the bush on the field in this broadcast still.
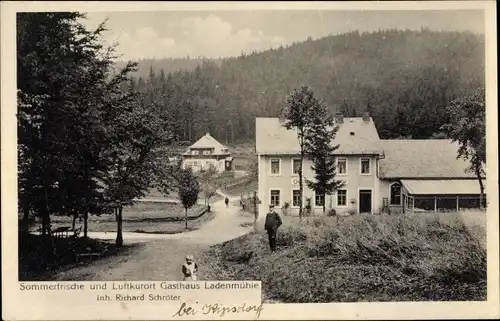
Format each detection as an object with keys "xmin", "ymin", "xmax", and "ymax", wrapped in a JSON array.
[
  {"xmin": 282, "ymin": 202, "xmax": 290, "ymax": 216},
  {"xmin": 326, "ymin": 208, "xmax": 336, "ymax": 216},
  {"xmin": 303, "ymin": 198, "xmax": 312, "ymax": 216},
  {"xmin": 276, "ymin": 226, "xmax": 308, "ymax": 247}
]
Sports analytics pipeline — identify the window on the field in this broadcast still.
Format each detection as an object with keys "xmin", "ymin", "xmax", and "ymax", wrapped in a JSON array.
[
  {"xmin": 270, "ymin": 190, "xmax": 281, "ymax": 207},
  {"xmin": 390, "ymin": 183, "xmax": 401, "ymax": 205},
  {"xmin": 192, "ymin": 150, "xmax": 200, "ymax": 155},
  {"xmin": 292, "ymin": 159, "xmax": 301, "ymax": 175},
  {"xmin": 337, "ymin": 158, "xmax": 347, "ymax": 175},
  {"xmin": 291, "ymin": 189, "xmax": 301, "ymax": 207},
  {"xmin": 203, "ymin": 150, "xmax": 211, "ymax": 155},
  {"xmin": 361, "ymin": 158, "xmax": 371, "ymax": 174},
  {"xmin": 315, "ymin": 193, "xmax": 325, "ymax": 207},
  {"xmin": 192, "ymin": 161, "xmax": 198, "ymax": 166},
  {"xmin": 270, "ymin": 158, "xmax": 281, "ymax": 175},
  {"xmin": 337, "ymin": 189, "xmax": 347, "ymax": 207}
]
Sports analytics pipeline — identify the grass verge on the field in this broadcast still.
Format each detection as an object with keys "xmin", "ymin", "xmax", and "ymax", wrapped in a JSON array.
[
  {"xmin": 199, "ymin": 211, "xmax": 486, "ymax": 302},
  {"xmin": 37, "ymin": 203, "xmax": 211, "ymax": 234}
]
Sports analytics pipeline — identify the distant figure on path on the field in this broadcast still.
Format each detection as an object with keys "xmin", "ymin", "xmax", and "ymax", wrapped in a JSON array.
[
  {"xmin": 225, "ymin": 197, "xmax": 229, "ymax": 207},
  {"xmin": 264, "ymin": 204, "xmax": 282, "ymax": 252},
  {"xmin": 182, "ymin": 255, "xmax": 198, "ymax": 281}
]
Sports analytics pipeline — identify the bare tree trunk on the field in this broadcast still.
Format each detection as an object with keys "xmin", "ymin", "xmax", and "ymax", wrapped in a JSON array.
[
  {"xmin": 476, "ymin": 166, "xmax": 485, "ymax": 209},
  {"xmin": 22, "ymin": 202, "xmax": 30, "ymax": 238},
  {"xmin": 83, "ymin": 211, "xmax": 88, "ymax": 238},
  {"xmin": 42, "ymin": 179, "xmax": 52, "ymax": 237},
  {"xmin": 116, "ymin": 207, "xmax": 123, "ymax": 247},
  {"xmin": 71, "ymin": 210, "xmax": 77, "ymax": 230},
  {"xmin": 185, "ymin": 208, "xmax": 188, "ymax": 229},
  {"xmin": 41, "ymin": 217, "xmax": 46, "ymax": 237}
]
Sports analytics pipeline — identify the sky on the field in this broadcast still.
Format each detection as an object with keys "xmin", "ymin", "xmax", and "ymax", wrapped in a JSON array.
[{"xmin": 81, "ymin": 10, "xmax": 485, "ymax": 61}]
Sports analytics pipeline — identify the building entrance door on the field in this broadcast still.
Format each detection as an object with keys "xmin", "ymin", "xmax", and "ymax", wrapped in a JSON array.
[{"xmin": 359, "ymin": 189, "xmax": 372, "ymax": 213}]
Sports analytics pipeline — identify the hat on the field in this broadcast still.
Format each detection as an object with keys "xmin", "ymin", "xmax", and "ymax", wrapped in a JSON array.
[
  {"xmin": 186, "ymin": 255, "xmax": 194, "ymax": 262},
  {"xmin": 269, "ymin": 204, "xmax": 275, "ymax": 209}
]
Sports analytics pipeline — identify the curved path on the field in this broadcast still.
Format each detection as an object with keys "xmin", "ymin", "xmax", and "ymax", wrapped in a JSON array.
[{"xmin": 53, "ymin": 191, "xmax": 255, "ymax": 281}]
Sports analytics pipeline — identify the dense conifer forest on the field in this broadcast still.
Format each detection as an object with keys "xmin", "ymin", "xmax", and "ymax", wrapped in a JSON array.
[{"xmin": 122, "ymin": 29, "xmax": 484, "ymax": 144}]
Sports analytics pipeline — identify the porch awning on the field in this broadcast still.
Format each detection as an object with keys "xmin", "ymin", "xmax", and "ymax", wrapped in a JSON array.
[{"xmin": 400, "ymin": 179, "xmax": 484, "ymax": 195}]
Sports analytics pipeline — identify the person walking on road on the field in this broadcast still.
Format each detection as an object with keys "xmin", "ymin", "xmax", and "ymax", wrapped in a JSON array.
[
  {"xmin": 225, "ymin": 197, "xmax": 229, "ymax": 207},
  {"xmin": 182, "ymin": 255, "xmax": 198, "ymax": 281},
  {"xmin": 264, "ymin": 204, "xmax": 282, "ymax": 252}
]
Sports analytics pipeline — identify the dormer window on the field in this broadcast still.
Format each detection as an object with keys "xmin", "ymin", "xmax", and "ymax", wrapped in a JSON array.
[{"xmin": 191, "ymin": 150, "xmax": 199, "ymax": 155}]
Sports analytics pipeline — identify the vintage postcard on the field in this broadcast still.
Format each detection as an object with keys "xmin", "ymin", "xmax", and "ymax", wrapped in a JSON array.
[{"xmin": 2, "ymin": 1, "xmax": 499, "ymax": 320}]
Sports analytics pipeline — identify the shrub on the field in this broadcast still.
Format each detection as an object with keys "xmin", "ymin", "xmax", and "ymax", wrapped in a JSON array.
[
  {"xmin": 304, "ymin": 198, "xmax": 312, "ymax": 216},
  {"xmin": 326, "ymin": 208, "xmax": 336, "ymax": 216},
  {"xmin": 276, "ymin": 226, "xmax": 308, "ymax": 246},
  {"xmin": 282, "ymin": 202, "xmax": 290, "ymax": 216}
]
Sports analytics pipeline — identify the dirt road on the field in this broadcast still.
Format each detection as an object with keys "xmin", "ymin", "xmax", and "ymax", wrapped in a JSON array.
[{"xmin": 53, "ymin": 191, "xmax": 254, "ymax": 281}]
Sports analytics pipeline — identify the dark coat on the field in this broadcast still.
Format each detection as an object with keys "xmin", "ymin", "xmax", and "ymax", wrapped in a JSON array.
[{"xmin": 264, "ymin": 211, "xmax": 282, "ymax": 232}]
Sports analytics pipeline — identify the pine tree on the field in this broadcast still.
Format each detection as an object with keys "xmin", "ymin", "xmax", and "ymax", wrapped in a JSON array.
[{"xmin": 305, "ymin": 100, "xmax": 344, "ymax": 214}]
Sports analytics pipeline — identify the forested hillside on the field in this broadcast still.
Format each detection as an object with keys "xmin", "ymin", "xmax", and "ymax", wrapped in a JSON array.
[
  {"xmin": 126, "ymin": 29, "xmax": 484, "ymax": 144},
  {"xmin": 114, "ymin": 57, "xmax": 222, "ymax": 78}
]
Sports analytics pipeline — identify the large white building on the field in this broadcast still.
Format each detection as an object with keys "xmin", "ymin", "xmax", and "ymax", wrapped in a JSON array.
[
  {"xmin": 182, "ymin": 132, "xmax": 233, "ymax": 173},
  {"xmin": 256, "ymin": 114, "xmax": 485, "ymax": 217}
]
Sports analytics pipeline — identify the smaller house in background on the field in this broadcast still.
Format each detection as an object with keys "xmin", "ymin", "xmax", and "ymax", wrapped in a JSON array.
[{"xmin": 182, "ymin": 132, "xmax": 233, "ymax": 173}]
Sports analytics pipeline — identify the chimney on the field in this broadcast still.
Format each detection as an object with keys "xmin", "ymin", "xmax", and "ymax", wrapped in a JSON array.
[
  {"xmin": 335, "ymin": 112, "xmax": 344, "ymax": 124},
  {"xmin": 206, "ymin": 132, "xmax": 210, "ymax": 136},
  {"xmin": 362, "ymin": 112, "xmax": 370, "ymax": 122}
]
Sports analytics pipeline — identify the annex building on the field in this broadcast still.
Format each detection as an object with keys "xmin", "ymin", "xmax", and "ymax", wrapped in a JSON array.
[{"xmin": 182, "ymin": 132, "xmax": 233, "ymax": 173}]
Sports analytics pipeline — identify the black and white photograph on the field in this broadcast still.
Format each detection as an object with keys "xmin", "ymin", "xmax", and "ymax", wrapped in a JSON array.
[{"xmin": 2, "ymin": 1, "xmax": 499, "ymax": 320}]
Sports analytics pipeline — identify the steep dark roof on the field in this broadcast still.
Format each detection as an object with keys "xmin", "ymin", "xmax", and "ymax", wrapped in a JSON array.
[{"xmin": 184, "ymin": 132, "xmax": 230, "ymax": 156}]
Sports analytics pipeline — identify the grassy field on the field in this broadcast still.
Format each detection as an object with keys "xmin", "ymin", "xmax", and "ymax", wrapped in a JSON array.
[
  {"xmin": 233, "ymin": 155, "xmax": 256, "ymax": 171},
  {"xmin": 46, "ymin": 203, "xmax": 211, "ymax": 234},
  {"xmin": 145, "ymin": 188, "xmax": 177, "ymax": 199},
  {"xmin": 145, "ymin": 188, "xmax": 224, "ymax": 204},
  {"xmin": 224, "ymin": 178, "xmax": 258, "ymax": 198},
  {"xmin": 228, "ymin": 142, "xmax": 256, "ymax": 171},
  {"xmin": 200, "ymin": 210, "xmax": 486, "ymax": 302}
]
